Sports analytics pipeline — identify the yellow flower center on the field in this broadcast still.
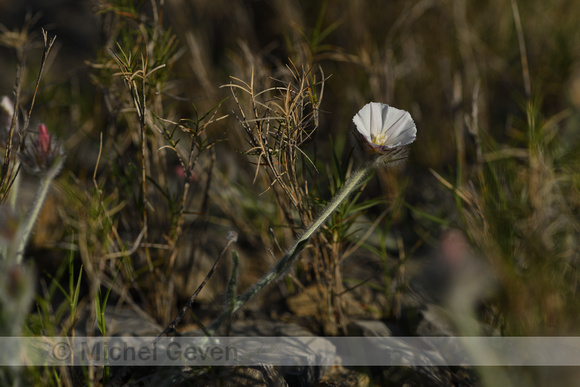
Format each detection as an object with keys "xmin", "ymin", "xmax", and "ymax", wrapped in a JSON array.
[{"xmin": 371, "ymin": 132, "xmax": 388, "ymax": 146}]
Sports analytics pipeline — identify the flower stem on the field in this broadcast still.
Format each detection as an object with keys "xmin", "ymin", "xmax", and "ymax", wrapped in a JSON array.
[
  {"xmin": 15, "ymin": 173, "xmax": 53, "ymax": 264},
  {"xmin": 8, "ymin": 165, "xmax": 21, "ymax": 210},
  {"xmin": 207, "ymin": 162, "xmax": 374, "ymax": 334}
]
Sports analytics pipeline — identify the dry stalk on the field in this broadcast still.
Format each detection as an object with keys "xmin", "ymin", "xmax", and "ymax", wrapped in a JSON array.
[{"xmin": 224, "ymin": 63, "xmax": 326, "ymax": 228}]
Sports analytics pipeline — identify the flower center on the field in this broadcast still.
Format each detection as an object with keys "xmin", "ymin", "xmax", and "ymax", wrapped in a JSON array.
[{"xmin": 371, "ymin": 132, "xmax": 388, "ymax": 146}]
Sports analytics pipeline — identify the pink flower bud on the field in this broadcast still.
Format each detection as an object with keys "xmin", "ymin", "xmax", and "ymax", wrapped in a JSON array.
[
  {"xmin": 174, "ymin": 165, "xmax": 198, "ymax": 182},
  {"xmin": 38, "ymin": 124, "xmax": 50, "ymax": 154},
  {"xmin": 18, "ymin": 124, "xmax": 65, "ymax": 176}
]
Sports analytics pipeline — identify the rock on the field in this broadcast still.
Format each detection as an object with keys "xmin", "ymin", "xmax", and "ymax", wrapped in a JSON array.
[
  {"xmin": 347, "ymin": 320, "xmax": 393, "ymax": 337},
  {"xmin": 182, "ymin": 319, "xmax": 336, "ymax": 386},
  {"xmin": 317, "ymin": 366, "xmax": 370, "ymax": 387},
  {"xmin": 231, "ymin": 320, "xmax": 335, "ymax": 387},
  {"xmin": 209, "ymin": 365, "xmax": 288, "ymax": 387},
  {"xmin": 75, "ymin": 305, "xmax": 163, "ymax": 337},
  {"xmin": 414, "ymin": 304, "xmax": 456, "ymax": 337},
  {"xmin": 286, "ymin": 284, "xmax": 384, "ymax": 335}
]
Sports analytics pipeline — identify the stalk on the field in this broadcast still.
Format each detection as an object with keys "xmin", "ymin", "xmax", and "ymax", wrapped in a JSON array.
[
  {"xmin": 208, "ymin": 162, "xmax": 375, "ymax": 334},
  {"xmin": 14, "ymin": 155, "xmax": 63, "ymax": 264},
  {"xmin": 14, "ymin": 173, "xmax": 52, "ymax": 263}
]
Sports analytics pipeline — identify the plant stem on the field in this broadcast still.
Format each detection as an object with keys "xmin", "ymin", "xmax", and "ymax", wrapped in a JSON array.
[
  {"xmin": 8, "ymin": 169, "xmax": 21, "ymax": 210},
  {"xmin": 15, "ymin": 173, "xmax": 52, "ymax": 263},
  {"xmin": 208, "ymin": 162, "xmax": 374, "ymax": 334}
]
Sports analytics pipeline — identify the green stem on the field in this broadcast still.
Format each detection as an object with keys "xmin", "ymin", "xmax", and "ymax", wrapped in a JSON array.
[{"xmin": 208, "ymin": 162, "xmax": 374, "ymax": 334}]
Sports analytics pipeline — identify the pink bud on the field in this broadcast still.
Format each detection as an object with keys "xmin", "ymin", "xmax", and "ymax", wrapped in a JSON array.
[
  {"xmin": 18, "ymin": 123, "xmax": 65, "ymax": 175},
  {"xmin": 174, "ymin": 165, "xmax": 185, "ymax": 179},
  {"xmin": 38, "ymin": 124, "xmax": 50, "ymax": 154},
  {"xmin": 174, "ymin": 165, "xmax": 198, "ymax": 182}
]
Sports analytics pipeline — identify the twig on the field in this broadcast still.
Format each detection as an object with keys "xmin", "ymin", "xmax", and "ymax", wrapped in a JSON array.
[
  {"xmin": 27, "ymin": 29, "xmax": 56, "ymax": 121},
  {"xmin": 510, "ymin": 0, "xmax": 531, "ymax": 99},
  {"xmin": 1, "ymin": 30, "xmax": 55, "ymax": 202},
  {"xmin": 206, "ymin": 162, "xmax": 375, "ymax": 335},
  {"xmin": 155, "ymin": 231, "xmax": 238, "ymax": 342}
]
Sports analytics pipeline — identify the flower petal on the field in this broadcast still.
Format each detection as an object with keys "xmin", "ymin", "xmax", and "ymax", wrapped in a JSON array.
[
  {"xmin": 352, "ymin": 104, "xmax": 372, "ymax": 137},
  {"xmin": 353, "ymin": 102, "xmax": 417, "ymax": 149}
]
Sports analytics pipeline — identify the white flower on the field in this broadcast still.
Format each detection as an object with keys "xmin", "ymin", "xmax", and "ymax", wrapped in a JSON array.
[{"xmin": 352, "ymin": 102, "xmax": 417, "ymax": 153}]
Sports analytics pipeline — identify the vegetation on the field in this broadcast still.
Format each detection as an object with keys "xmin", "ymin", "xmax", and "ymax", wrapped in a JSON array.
[{"xmin": 1, "ymin": 0, "xmax": 579, "ymax": 385}]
